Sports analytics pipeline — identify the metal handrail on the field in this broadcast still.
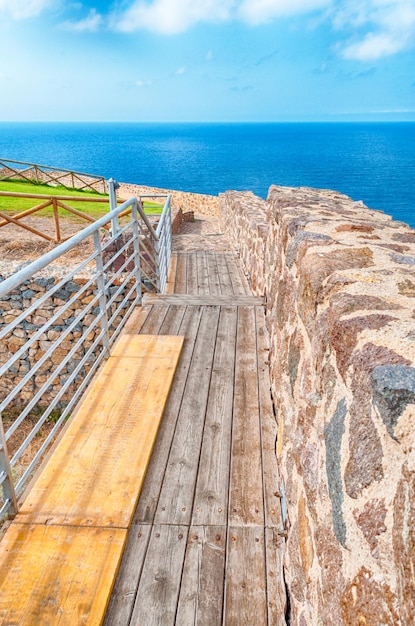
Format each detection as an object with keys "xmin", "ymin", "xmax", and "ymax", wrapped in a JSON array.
[
  {"xmin": 0, "ymin": 198, "xmax": 135, "ymax": 299},
  {"xmin": 0, "ymin": 184, "xmax": 173, "ymax": 519}
]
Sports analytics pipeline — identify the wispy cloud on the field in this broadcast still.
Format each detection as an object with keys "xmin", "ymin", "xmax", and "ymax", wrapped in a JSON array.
[
  {"xmin": 111, "ymin": 1, "xmax": 415, "ymax": 60},
  {"xmin": 255, "ymin": 49, "xmax": 279, "ymax": 66},
  {"xmin": 61, "ymin": 8, "xmax": 103, "ymax": 32},
  {"xmin": 0, "ymin": 0, "xmax": 52, "ymax": 19},
  {"xmin": 335, "ymin": 0, "xmax": 415, "ymax": 61},
  {"xmin": 112, "ymin": 0, "xmax": 235, "ymax": 34},
  {"xmin": 136, "ymin": 79, "xmax": 154, "ymax": 87},
  {"xmin": 205, "ymin": 50, "xmax": 214, "ymax": 61},
  {"xmin": 175, "ymin": 66, "xmax": 186, "ymax": 75}
]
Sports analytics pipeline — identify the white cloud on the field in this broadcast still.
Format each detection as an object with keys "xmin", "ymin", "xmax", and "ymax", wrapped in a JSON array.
[
  {"xmin": 175, "ymin": 66, "xmax": 186, "ymax": 75},
  {"xmin": 61, "ymin": 8, "xmax": 103, "ymax": 32},
  {"xmin": 206, "ymin": 50, "xmax": 214, "ymax": 60},
  {"xmin": 342, "ymin": 31, "xmax": 406, "ymax": 60},
  {"xmin": 136, "ymin": 79, "xmax": 154, "ymax": 87},
  {"xmin": 0, "ymin": 0, "xmax": 52, "ymax": 19},
  {"xmin": 113, "ymin": 0, "xmax": 236, "ymax": 34},
  {"xmin": 334, "ymin": 0, "xmax": 415, "ymax": 60},
  {"xmin": 111, "ymin": 0, "xmax": 415, "ymax": 60}
]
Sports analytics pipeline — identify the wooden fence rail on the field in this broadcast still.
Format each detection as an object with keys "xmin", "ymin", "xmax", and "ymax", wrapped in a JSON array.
[
  {"xmin": 0, "ymin": 158, "xmax": 107, "ymax": 194},
  {"xmin": 0, "ymin": 191, "xmax": 115, "ymax": 243}
]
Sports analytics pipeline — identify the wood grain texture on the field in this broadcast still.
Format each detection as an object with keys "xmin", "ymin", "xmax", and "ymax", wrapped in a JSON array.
[
  {"xmin": 206, "ymin": 252, "xmax": 222, "ymax": 295},
  {"xmin": 154, "ymin": 306, "xmax": 220, "ymax": 526},
  {"xmin": 255, "ymin": 306, "xmax": 284, "ymax": 529},
  {"xmin": 215, "ymin": 253, "xmax": 234, "ymax": 296},
  {"xmin": 229, "ymin": 307, "xmax": 265, "ymax": 526},
  {"xmin": 133, "ymin": 306, "xmax": 203, "ymax": 523},
  {"xmin": 18, "ymin": 336, "xmax": 184, "ymax": 528},
  {"xmin": 0, "ymin": 524, "xmax": 126, "ymax": 626},
  {"xmin": 186, "ymin": 252, "xmax": 198, "ymax": 294},
  {"xmin": 197, "ymin": 251, "xmax": 210, "ymax": 295},
  {"xmin": 129, "ymin": 524, "xmax": 188, "ymax": 626},
  {"xmin": 192, "ymin": 306, "xmax": 237, "ymax": 527},
  {"xmin": 174, "ymin": 252, "xmax": 187, "ymax": 294},
  {"xmin": 226, "ymin": 253, "xmax": 250, "ymax": 296},
  {"xmin": 224, "ymin": 526, "xmax": 267, "ymax": 625},
  {"xmin": 176, "ymin": 525, "xmax": 226, "ymax": 626},
  {"xmin": 122, "ymin": 305, "xmax": 152, "ymax": 334},
  {"xmin": 265, "ymin": 528, "xmax": 287, "ymax": 626},
  {"xmin": 143, "ymin": 294, "xmax": 263, "ymax": 306},
  {"xmin": 103, "ymin": 523, "xmax": 152, "ymax": 626},
  {"xmin": 165, "ymin": 252, "xmax": 177, "ymax": 294}
]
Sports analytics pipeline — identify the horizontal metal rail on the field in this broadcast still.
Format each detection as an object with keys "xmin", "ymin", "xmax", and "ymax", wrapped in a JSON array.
[{"xmin": 0, "ymin": 181, "xmax": 173, "ymax": 519}]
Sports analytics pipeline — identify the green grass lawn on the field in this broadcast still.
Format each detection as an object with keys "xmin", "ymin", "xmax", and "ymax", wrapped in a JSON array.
[{"xmin": 0, "ymin": 179, "xmax": 164, "ymax": 218}]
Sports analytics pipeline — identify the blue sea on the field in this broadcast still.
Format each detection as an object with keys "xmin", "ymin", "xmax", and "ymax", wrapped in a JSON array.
[{"xmin": 0, "ymin": 122, "xmax": 414, "ymax": 228}]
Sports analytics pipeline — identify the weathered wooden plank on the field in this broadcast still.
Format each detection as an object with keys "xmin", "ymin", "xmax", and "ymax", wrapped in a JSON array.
[
  {"xmin": 18, "ymin": 336, "xmax": 184, "ymax": 528},
  {"xmin": 255, "ymin": 306, "xmax": 284, "ymax": 529},
  {"xmin": 159, "ymin": 303, "xmax": 187, "ymax": 336},
  {"xmin": 154, "ymin": 306, "xmax": 220, "ymax": 526},
  {"xmin": 129, "ymin": 524, "xmax": 188, "ymax": 626},
  {"xmin": 229, "ymin": 307, "xmax": 265, "ymax": 526},
  {"xmin": 186, "ymin": 252, "xmax": 198, "ymax": 294},
  {"xmin": 142, "ymin": 294, "xmax": 263, "ymax": 306},
  {"xmin": 165, "ymin": 251, "xmax": 177, "ymax": 294},
  {"xmin": 226, "ymin": 253, "xmax": 250, "ymax": 295},
  {"xmin": 197, "ymin": 251, "xmax": 210, "ymax": 295},
  {"xmin": 122, "ymin": 304, "xmax": 152, "ymax": 334},
  {"xmin": 215, "ymin": 252, "xmax": 234, "ymax": 296},
  {"xmin": 265, "ymin": 528, "xmax": 287, "ymax": 625},
  {"xmin": 224, "ymin": 526, "xmax": 268, "ymax": 625},
  {"xmin": 0, "ymin": 524, "xmax": 126, "ymax": 626},
  {"xmin": 176, "ymin": 525, "xmax": 226, "ymax": 626},
  {"xmin": 133, "ymin": 306, "xmax": 203, "ymax": 523},
  {"xmin": 192, "ymin": 306, "xmax": 237, "ymax": 527},
  {"xmin": 103, "ymin": 523, "xmax": 152, "ymax": 626},
  {"xmin": 174, "ymin": 252, "xmax": 187, "ymax": 294},
  {"xmin": 139, "ymin": 304, "xmax": 169, "ymax": 334},
  {"xmin": 205, "ymin": 252, "xmax": 222, "ymax": 295}
]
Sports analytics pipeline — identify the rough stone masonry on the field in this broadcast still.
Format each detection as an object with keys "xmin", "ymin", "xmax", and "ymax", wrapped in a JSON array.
[{"xmin": 220, "ymin": 185, "xmax": 415, "ymax": 625}]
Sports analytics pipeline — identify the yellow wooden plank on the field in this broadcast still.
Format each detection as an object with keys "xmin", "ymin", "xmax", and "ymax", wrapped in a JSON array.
[
  {"xmin": 110, "ymin": 334, "xmax": 184, "ymax": 360},
  {"xmin": 0, "ymin": 524, "xmax": 126, "ymax": 625},
  {"xmin": 18, "ymin": 336, "xmax": 184, "ymax": 528}
]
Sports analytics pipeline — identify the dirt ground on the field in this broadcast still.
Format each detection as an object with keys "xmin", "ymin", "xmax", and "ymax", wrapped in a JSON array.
[{"xmin": 0, "ymin": 216, "xmax": 94, "ymax": 264}]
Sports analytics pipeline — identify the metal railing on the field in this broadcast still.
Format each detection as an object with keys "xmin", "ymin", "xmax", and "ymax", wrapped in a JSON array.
[
  {"xmin": 0, "ymin": 158, "xmax": 107, "ymax": 193},
  {"xmin": 0, "ymin": 188, "xmax": 172, "ymax": 519}
]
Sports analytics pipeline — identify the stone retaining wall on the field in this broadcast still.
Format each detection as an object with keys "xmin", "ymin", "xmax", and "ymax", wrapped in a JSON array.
[
  {"xmin": 0, "ymin": 271, "xmax": 136, "ymax": 409},
  {"xmin": 220, "ymin": 186, "xmax": 415, "ymax": 625}
]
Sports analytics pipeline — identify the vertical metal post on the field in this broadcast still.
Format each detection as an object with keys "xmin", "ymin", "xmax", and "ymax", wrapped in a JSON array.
[
  {"xmin": 131, "ymin": 200, "xmax": 142, "ymax": 303},
  {"xmin": 0, "ymin": 413, "xmax": 18, "ymax": 518},
  {"xmin": 108, "ymin": 178, "xmax": 119, "ymax": 237},
  {"xmin": 93, "ymin": 230, "xmax": 110, "ymax": 354},
  {"xmin": 154, "ymin": 236, "xmax": 161, "ymax": 292}
]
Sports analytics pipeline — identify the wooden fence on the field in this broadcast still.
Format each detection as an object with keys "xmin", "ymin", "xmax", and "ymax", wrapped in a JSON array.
[
  {"xmin": 0, "ymin": 158, "xmax": 107, "ymax": 194},
  {"xmin": 0, "ymin": 191, "xmax": 115, "ymax": 243}
]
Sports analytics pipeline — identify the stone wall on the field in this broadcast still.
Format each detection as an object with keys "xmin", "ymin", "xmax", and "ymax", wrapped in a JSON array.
[
  {"xmin": 220, "ymin": 186, "xmax": 415, "ymax": 625},
  {"xmin": 0, "ymin": 270, "xmax": 136, "ymax": 409}
]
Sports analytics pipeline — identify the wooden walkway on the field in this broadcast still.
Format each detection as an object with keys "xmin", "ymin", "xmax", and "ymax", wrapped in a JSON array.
[{"xmin": 104, "ymin": 250, "xmax": 286, "ymax": 625}]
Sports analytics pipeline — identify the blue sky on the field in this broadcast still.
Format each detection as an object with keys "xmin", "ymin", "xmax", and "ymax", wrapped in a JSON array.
[{"xmin": 0, "ymin": 0, "xmax": 414, "ymax": 121}]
